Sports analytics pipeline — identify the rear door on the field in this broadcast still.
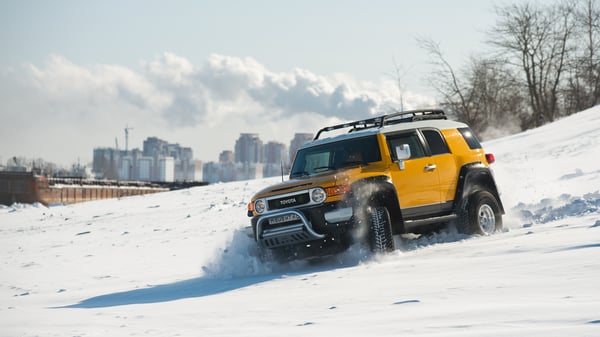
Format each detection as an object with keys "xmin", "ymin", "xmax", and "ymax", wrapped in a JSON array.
[{"xmin": 421, "ymin": 129, "xmax": 458, "ymax": 212}]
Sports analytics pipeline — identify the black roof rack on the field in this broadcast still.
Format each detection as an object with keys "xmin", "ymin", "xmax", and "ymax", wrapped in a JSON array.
[{"xmin": 313, "ymin": 109, "xmax": 447, "ymax": 140}]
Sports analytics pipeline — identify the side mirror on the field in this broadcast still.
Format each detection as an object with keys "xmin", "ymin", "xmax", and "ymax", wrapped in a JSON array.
[
  {"xmin": 395, "ymin": 144, "xmax": 411, "ymax": 170},
  {"xmin": 395, "ymin": 144, "xmax": 411, "ymax": 160}
]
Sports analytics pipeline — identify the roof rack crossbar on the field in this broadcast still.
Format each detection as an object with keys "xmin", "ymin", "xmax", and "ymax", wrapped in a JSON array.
[{"xmin": 313, "ymin": 109, "xmax": 446, "ymax": 140}]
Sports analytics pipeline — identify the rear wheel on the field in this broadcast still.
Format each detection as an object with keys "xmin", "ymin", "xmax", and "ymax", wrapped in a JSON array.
[
  {"xmin": 457, "ymin": 191, "xmax": 503, "ymax": 235},
  {"xmin": 368, "ymin": 206, "xmax": 395, "ymax": 253}
]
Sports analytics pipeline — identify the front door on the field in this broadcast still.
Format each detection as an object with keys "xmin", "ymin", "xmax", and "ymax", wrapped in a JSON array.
[{"xmin": 386, "ymin": 131, "xmax": 442, "ymax": 219}]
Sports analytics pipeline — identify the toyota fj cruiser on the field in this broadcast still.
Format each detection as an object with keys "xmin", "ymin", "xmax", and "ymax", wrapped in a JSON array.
[{"xmin": 247, "ymin": 109, "xmax": 504, "ymax": 261}]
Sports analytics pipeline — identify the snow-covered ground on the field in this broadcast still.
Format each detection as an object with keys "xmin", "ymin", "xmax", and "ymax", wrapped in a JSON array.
[{"xmin": 1, "ymin": 107, "xmax": 599, "ymax": 337}]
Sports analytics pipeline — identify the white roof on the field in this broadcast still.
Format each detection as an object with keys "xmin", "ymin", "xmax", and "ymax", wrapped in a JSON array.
[
  {"xmin": 301, "ymin": 118, "xmax": 468, "ymax": 149},
  {"xmin": 380, "ymin": 119, "xmax": 468, "ymax": 133}
]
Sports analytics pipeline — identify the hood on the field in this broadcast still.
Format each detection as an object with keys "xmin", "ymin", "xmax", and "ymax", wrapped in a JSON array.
[{"xmin": 252, "ymin": 169, "xmax": 360, "ymax": 199}]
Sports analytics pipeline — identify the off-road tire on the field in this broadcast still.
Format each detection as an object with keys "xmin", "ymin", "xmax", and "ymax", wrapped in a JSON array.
[
  {"xmin": 258, "ymin": 245, "xmax": 293, "ymax": 263},
  {"xmin": 368, "ymin": 206, "xmax": 395, "ymax": 253},
  {"xmin": 457, "ymin": 190, "xmax": 503, "ymax": 235},
  {"xmin": 257, "ymin": 245, "xmax": 275, "ymax": 263}
]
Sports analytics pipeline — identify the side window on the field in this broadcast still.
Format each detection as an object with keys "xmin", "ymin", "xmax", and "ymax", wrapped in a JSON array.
[
  {"xmin": 422, "ymin": 129, "xmax": 450, "ymax": 155},
  {"xmin": 387, "ymin": 131, "xmax": 426, "ymax": 160},
  {"xmin": 458, "ymin": 127, "xmax": 483, "ymax": 149}
]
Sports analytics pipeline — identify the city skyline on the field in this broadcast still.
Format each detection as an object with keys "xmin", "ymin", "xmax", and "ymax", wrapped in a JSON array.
[
  {"xmin": 92, "ymin": 135, "xmax": 198, "ymax": 182},
  {"xmin": 203, "ymin": 132, "xmax": 314, "ymax": 183},
  {"xmin": 0, "ymin": 129, "xmax": 311, "ymax": 174},
  {"xmin": 82, "ymin": 131, "xmax": 315, "ymax": 183}
]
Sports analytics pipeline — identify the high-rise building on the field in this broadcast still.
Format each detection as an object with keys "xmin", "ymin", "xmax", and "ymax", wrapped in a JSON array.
[
  {"xmin": 263, "ymin": 141, "xmax": 287, "ymax": 165},
  {"xmin": 263, "ymin": 141, "xmax": 287, "ymax": 178},
  {"xmin": 234, "ymin": 133, "xmax": 263, "ymax": 164},
  {"xmin": 202, "ymin": 161, "xmax": 236, "ymax": 183},
  {"xmin": 143, "ymin": 137, "xmax": 168, "ymax": 158},
  {"xmin": 219, "ymin": 150, "xmax": 234, "ymax": 163},
  {"xmin": 137, "ymin": 157, "xmax": 153, "ymax": 181},
  {"xmin": 92, "ymin": 148, "xmax": 120, "ymax": 180},
  {"xmin": 120, "ymin": 156, "xmax": 134, "ymax": 180},
  {"xmin": 141, "ymin": 137, "xmax": 195, "ymax": 181},
  {"xmin": 158, "ymin": 157, "xmax": 175, "ymax": 182},
  {"xmin": 174, "ymin": 146, "xmax": 194, "ymax": 181},
  {"xmin": 289, "ymin": 133, "xmax": 314, "ymax": 165}
]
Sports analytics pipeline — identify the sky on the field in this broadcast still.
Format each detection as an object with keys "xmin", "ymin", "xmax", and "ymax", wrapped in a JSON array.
[{"xmin": 0, "ymin": 0, "xmax": 521, "ymax": 167}]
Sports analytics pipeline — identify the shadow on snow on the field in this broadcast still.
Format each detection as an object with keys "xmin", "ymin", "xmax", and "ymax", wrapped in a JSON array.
[
  {"xmin": 61, "ymin": 273, "xmax": 283, "ymax": 309},
  {"xmin": 61, "ymin": 227, "xmax": 366, "ymax": 309},
  {"xmin": 60, "ymin": 257, "xmax": 363, "ymax": 309}
]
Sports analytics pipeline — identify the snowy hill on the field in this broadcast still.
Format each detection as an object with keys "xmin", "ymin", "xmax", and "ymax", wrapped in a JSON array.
[{"xmin": 1, "ymin": 107, "xmax": 599, "ymax": 337}]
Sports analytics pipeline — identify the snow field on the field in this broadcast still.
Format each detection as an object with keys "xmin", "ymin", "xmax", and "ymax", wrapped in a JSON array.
[{"xmin": 1, "ymin": 107, "xmax": 599, "ymax": 336}]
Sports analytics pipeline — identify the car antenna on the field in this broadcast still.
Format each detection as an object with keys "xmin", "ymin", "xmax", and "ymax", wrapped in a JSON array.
[{"xmin": 280, "ymin": 160, "xmax": 284, "ymax": 182}]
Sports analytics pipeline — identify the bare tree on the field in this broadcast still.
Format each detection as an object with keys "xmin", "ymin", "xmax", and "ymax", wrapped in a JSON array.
[
  {"xmin": 417, "ymin": 38, "xmax": 486, "ymax": 132},
  {"xmin": 392, "ymin": 56, "xmax": 407, "ymax": 112},
  {"xmin": 584, "ymin": 0, "xmax": 600, "ymax": 104},
  {"xmin": 567, "ymin": 0, "xmax": 600, "ymax": 112},
  {"xmin": 417, "ymin": 38, "xmax": 525, "ymax": 135},
  {"xmin": 489, "ymin": 1, "xmax": 577, "ymax": 129},
  {"xmin": 466, "ymin": 57, "xmax": 527, "ymax": 133},
  {"xmin": 384, "ymin": 55, "xmax": 410, "ymax": 113}
]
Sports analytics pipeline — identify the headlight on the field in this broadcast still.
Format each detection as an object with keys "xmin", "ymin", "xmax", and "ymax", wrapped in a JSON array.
[
  {"xmin": 254, "ymin": 199, "xmax": 266, "ymax": 214},
  {"xmin": 311, "ymin": 188, "xmax": 326, "ymax": 203}
]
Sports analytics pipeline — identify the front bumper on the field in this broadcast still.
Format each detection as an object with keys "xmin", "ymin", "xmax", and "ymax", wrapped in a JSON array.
[{"xmin": 252, "ymin": 202, "xmax": 354, "ymax": 248}]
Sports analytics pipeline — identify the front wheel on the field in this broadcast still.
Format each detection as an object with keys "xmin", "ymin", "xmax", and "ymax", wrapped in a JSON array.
[
  {"xmin": 457, "ymin": 191, "xmax": 503, "ymax": 235},
  {"xmin": 368, "ymin": 206, "xmax": 395, "ymax": 253}
]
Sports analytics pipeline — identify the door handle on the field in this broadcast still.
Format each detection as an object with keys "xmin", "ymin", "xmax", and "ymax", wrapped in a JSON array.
[{"xmin": 424, "ymin": 164, "xmax": 437, "ymax": 172}]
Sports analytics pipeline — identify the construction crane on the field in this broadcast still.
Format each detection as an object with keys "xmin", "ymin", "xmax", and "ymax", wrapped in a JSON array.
[{"xmin": 124, "ymin": 125, "xmax": 134, "ymax": 152}]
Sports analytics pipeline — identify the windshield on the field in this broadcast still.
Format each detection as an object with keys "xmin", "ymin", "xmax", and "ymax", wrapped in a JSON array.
[{"xmin": 290, "ymin": 135, "xmax": 381, "ymax": 178}]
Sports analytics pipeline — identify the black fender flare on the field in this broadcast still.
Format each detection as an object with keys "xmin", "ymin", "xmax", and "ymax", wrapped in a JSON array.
[
  {"xmin": 453, "ymin": 163, "xmax": 505, "ymax": 214},
  {"xmin": 346, "ymin": 175, "xmax": 404, "ymax": 234}
]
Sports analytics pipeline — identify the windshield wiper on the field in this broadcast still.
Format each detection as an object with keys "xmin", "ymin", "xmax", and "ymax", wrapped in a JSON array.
[
  {"xmin": 290, "ymin": 171, "xmax": 309, "ymax": 178},
  {"xmin": 313, "ymin": 166, "xmax": 336, "ymax": 173},
  {"xmin": 340, "ymin": 160, "xmax": 366, "ymax": 167}
]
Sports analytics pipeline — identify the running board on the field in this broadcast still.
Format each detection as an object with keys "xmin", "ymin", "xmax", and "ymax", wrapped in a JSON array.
[{"xmin": 403, "ymin": 214, "xmax": 458, "ymax": 227}]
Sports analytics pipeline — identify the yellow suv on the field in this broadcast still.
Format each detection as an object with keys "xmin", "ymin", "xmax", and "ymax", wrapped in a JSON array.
[{"xmin": 247, "ymin": 109, "xmax": 504, "ymax": 261}]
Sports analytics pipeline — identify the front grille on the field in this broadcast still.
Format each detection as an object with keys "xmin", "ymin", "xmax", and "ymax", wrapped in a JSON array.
[
  {"xmin": 263, "ymin": 231, "xmax": 316, "ymax": 247},
  {"xmin": 267, "ymin": 192, "xmax": 310, "ymax": 210}
]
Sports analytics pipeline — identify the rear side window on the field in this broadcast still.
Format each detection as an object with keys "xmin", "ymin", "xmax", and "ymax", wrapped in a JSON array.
[
  {"xmin": 422, "ymin": 129, "xmax": 450, "ymax": 155},
  {"xmin": 458, "ymin": 127, "xmax": 482, "ymax": 149}
]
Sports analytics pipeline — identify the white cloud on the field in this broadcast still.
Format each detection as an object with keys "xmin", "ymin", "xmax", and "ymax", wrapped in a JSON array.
[
  {"xmin": 198, "ymin": 54, "xmax": 265, "ymax": 101},
  {"xmin": 24, "ymin": 55, "xmax": 170, "ymax": 122},
  {"xmin": 144, "ymin": 52, "xmax": 195, "ymax": 86},
  {"xmin": 0, "ymin": 53, "xmax": 435, "ymax": 166}
]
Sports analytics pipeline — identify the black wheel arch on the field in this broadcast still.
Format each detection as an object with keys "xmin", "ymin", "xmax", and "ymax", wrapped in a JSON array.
[
  {"xmin": 453, "ymin": 163, "xmax": 505, "ymax": 214},
  {"xmin": 346, "ymin": 175, "xmax": 404, "ymax": 234}
]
